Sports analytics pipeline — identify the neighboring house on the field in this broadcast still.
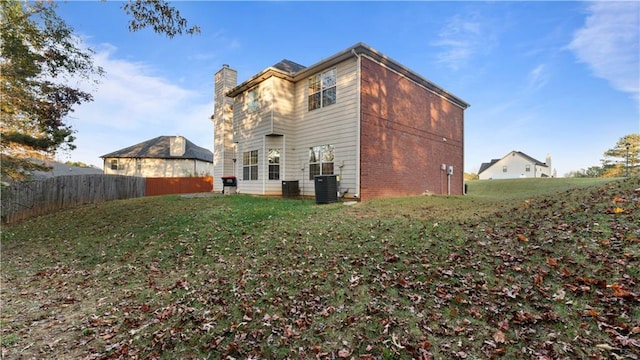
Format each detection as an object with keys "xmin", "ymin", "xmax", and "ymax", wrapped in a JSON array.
[
  {"xmin": 478, "ymin": 151, "xmax": 554, "ymax": 180},
  {"xmin": 212, "ymin": 42, "xmax": 469, "ymax": 200},
  {"xmin": 101, "ymin": 136, "xmax": 213, "ymax": 177},
  {"xmin": 30, "ymin": 159, "xmax": 103, "ymax": 180}
]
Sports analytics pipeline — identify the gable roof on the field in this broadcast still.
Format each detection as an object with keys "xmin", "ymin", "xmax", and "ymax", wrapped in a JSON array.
[
  {"xmin": 100, "ymin": 136, "xmax": 213, "ymax": 163},
  {"xmin": 478, "ymin": 159, "xmax": 500, "ymax": 174},
  {"xmin": 227, "ymin": 42, "xmax": 470, "ymax": 109},
  {"xmin": 478, "ymin": 151, "xmax": 548, "ymax": 175}
]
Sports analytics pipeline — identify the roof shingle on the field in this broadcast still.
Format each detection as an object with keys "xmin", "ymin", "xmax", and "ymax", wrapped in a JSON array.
[{"xmin": 100, "ymin": 136, "xmax": 213, "ymax": 163}]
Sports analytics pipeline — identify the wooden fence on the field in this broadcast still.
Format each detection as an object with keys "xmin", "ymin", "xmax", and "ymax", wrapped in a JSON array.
[
  {"xmin": 1, "ymin": 175, "xmax": 216, "ymax": 225},
  {"xmin": 1, "ymin": 175, "xmax": 145, "ymax": 224}
]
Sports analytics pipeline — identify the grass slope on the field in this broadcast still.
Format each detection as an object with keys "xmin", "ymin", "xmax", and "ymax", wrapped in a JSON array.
[{"xmin": 1, "ymin": 177, "xmax": 638, "ymax": 359}]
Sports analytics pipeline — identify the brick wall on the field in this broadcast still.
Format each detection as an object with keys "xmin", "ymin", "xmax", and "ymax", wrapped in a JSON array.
[{"xmin": 359, "ymin": 57, "xmax": 464, "ymax": 200}]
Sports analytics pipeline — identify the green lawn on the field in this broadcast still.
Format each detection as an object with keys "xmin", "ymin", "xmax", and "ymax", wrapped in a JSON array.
[
  {"xmin": 465, "ymin": 177, "xmax": 619, "ymax": 199},
  {"xmin": 1, "ymin": 177, "xmax": 638, "ymax": 359}
]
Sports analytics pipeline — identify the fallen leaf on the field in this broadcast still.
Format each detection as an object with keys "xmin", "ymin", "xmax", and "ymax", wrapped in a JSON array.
[
  {"xmin": 338, "ymin": 348, "xmax": 350, "ymax": 358},
  {"xmin": 585, "ymin": 309, "xmax": 599, "ymax": 317},
  {"xmin": 101, "ymin": 333, "xmax": 115, "ymax": 340},
  {"xmin": 497, "ymin": 319, "xmax": 509, "ymax": 331},
  {"xmin": 493, "ymin": 329, "xmax": 506, "ymax": 343},
  {"xmin": 545, "ymin": 258, "xmax": 558, "ymax": 267},
  {"xmin": 612, "ymin": 196, "xmax": 626, "ymax": 203},
  {"xmin": 493, "ymin": 348, "xmax": 506, "ymax": 356},
  {"xmin": 552, "ymin": 289, "xmax": 566, "ymax": 301},
  {"xmin": 609, "ymin": 284, "xmax": 634, "ymax": 299},
  {"xmin": 595, "ymin": 343, "xmax": 617, "ymax": 351},
  {"xmin": 391, "ymin": 333, "xmax": 405, "ymax": 349}
]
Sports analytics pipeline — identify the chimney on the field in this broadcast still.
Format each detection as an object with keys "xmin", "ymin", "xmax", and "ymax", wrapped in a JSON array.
[
  {"xmin": 170, "ymin": 136, "xmax": 186, "ymax": 156},
  {"xmin": 214, "ymin": 65, "xmax": 237, "ymax": 116},
  {"xmin": 545, "ymin": 154, "xmax": 552, "ymax": 177},
  {"xmin": 213, "ymin": 65, "xmax": 238, "ymax": 185}
]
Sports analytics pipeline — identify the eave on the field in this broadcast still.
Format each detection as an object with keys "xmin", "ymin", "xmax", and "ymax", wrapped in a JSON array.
[{"xmin": 225, "ymin": 42, "xmax": 470, "ymax": 110}]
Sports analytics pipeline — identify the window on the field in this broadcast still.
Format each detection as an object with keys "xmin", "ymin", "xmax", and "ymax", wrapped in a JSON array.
[
  {"xmin": 110, "ymin": 159, "xmax": 118, "ymax": 170},
  {"xmin": 525, "ymin": 164, "xmax": 531, "ymax": 172},
  {"xmin": 268, "ymin": 148, "xmax": 280, "ymax": 180},
  {"xmin": 247, "ymin": 87, "xmax": 259, "ymax": 113},
  {"xmin": 309, "ymin": 145, "xmax": 334, "ymax": 180},
  {"xmin": 502, "ymin": 166, "xmax": 508, "ymax": 173},
  {"xmin": 243, "ymin": 150, "xmax": 258, "ymax": 180},
  {"xmin": 308, "ymin": 68, "xmax": 336, "ymax": 111}
]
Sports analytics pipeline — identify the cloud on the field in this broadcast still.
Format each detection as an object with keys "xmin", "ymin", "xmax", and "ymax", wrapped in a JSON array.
[
  {"xmin": 568, "ymin": 2, "xmax": 640, "ymax": 101},
  {"xmin": 527, "ymin": 64, "xmax": 549, "ymax": 92},
  {"xmin": 431, "ymin": 13, "xmax": 493, "ymax": 71},
  {"xmin": 64, "ymin": 44, "xmax": 213, "ymax": 166},
  {"xmin": 77, "ymin": 44, "xmax": 200, "ymax": 129}
]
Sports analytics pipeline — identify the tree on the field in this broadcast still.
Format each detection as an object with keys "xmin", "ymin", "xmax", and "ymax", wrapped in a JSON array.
[
  {"xmin": 464, "ymin": 172, "xmax": 479, "ymax": 181},
  {"xmin": 601, "ymin": 133, "xmax": 639, "ymax": 177},
  {"xmin": 584, "ymin": 166, "xmax": 604, "ymax": 178},
  {"xmin": 1, "ymin": 1, "xmax": 103, "ymax": 180},
  {"xmin": 565, "ymin": 166, "xmax": 604, "ymax": 178},
  {"xmin": 1, "ymin": 1, "xmax": 199, "ymax": 181},
  {"xmin": 122, "ymin": 0, "xmax": 200, "ymax": 38}
]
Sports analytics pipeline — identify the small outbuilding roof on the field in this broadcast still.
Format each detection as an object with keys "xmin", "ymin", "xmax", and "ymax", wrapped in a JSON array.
[{"xmin": 101, "ymin": 136, "xmax": 213, "ymax": 163}]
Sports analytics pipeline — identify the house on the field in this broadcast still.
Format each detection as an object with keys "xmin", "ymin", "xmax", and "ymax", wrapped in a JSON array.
[
  {"xmin": 30, "ymin": 159, "xmax": 103, "ymax": 180},
  {"xmin": 478, "ymin": 151, "xmax": 554, "ymax": 180},
  {"xmin": 212, "ymin": 42, "xmax": 469, "ymax": 200},
  {"xmin": 101, "ymin": 135, "xmax": 213, "ymax": 177}
]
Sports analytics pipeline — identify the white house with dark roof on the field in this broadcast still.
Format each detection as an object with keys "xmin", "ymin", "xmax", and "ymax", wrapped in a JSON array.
[
  {"xmin": 478, "ymin": 151, "xmax": 553, "ymax": 180},
  {"xmin": 101, "ymin": 135, "xmax": 213, "ymax": 177}
]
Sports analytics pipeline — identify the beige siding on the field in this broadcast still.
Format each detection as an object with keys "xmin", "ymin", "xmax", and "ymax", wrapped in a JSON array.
[
  {"xmin": 230, "ymin": 58, "xmax": 359, "ymax": 196},
  {"xmin": 292, "ymin": 57, "xmax": 359, "ymax": 197},
  {"xmin": 103, "ymin": 158, "xmax": 212, "ymax": 178},
  {"xmin": 271, "ymin": 78, "xmax": 299, "ymax": 185},
  {"xmin": 233, "ymin": 80, "xmax": 274, "ymax": 194},
  {"xmin": 272, "ymin": 78, "xmax": 297, "ymax": 135}
]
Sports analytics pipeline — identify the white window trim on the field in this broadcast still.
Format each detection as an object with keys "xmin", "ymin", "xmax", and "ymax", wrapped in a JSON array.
[
  {"xmin": 309, "ymin": 144, "xmax": 335, "ymax": 180},
  {"xmin": 268, "ymin": 148, "xmax": 280, "ymax": 181},
  {"xmin": 308, "ymin": 68, "xmax": 337, "ymax": 111},
  {"xmin": 243, "ymin": 150, "xmax": 258, "ymax": 181}
]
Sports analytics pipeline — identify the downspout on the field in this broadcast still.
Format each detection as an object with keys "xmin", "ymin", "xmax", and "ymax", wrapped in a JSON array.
[
  {"xmin": 262, "ymin": 136, "xmax": 266, "ymax": 195},
  {"xmin": 270, "ymin": 85, "xmax": 274, "ymax": 135},
  {"xmin": 268, "ymin": 85, "xmax": 274, "ymax": 194},
  {"xmin": 352, "ymin": 48, "xmax": 362, "ymax": 199}
]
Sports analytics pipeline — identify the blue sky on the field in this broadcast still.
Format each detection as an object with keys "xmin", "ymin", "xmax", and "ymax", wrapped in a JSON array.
[{"xmin": 55, "ymin": 1, "xmax": 639, "ymax": 177}]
